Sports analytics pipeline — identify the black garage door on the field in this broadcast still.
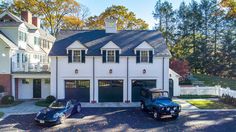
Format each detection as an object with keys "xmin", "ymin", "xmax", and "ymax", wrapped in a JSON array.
[
  {"xmin": 65, "ymin": 80, "xmax": 90, "ymax": 102},
  {"xmin": 99, "ymin": 80, "xmax": 123, "ymax": 102},
  {"xmin": 132, "ymin": 80, "xmax": 156, "ymax": 102}
]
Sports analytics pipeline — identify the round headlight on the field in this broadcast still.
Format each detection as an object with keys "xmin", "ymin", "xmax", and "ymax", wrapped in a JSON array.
[
  {"xmin": 167, "ymin": 107, "xmax": 170, "ymax": 111},
  {"xmin": 173, "ymin": 107, "xmax": 177, "ymax": 110},
  {"xmin": 161, "ymin": 107, "xmax": 165, "ymax": 111}
]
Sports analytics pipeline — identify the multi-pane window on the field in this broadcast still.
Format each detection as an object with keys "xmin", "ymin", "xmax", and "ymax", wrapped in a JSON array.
[
  {"xmin": 73, "ymin": 50, "xmax": 81, "ymax": 62},
  {"xmin": 140, "ymin": 51, "xmax": 148, "ymax": 63},
  {"xmin": 18, "ymin": 31, "xmax": 27, "ymax": 42},
  {"xmin": 107, "ymin": 50, "xmax": 115, "ymax": 62},
  {"xmin": 34, "ymin": 37, "xmax": 40, "ymax": 46}
]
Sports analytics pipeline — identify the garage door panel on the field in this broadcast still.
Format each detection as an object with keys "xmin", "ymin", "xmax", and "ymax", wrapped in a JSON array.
[
  {"xmin": 99, "ymin": 80, "xmax": 123, "ymax": 102},
  {"xmin": 65, "ymin": 80, "xmax": 90, "ymax": 102},
  {"xmin": 132, "ymin": 80, "xmax": 156, "ymax": 102}
]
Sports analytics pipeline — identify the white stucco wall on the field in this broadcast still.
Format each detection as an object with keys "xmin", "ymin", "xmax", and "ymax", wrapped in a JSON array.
[
  {"xmin": 51, "ymin": 55, "xmax": 170, "ymax": 102},
  {"xmin": 18, "ymin": 78, "xmax": 50, "ymax": 99}
]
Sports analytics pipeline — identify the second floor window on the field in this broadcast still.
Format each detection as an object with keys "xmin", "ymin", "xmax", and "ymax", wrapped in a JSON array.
[
  {"xmin": 34, "ymin": 37, "xmax": 40, "ymax": 46},
  {"xmin": 18, "ymin": 31, "xmax": 27, "ymax": 42},
  {"xmin": 107, "ymin": 50, "xmax": 115, "ymax": 62},
  {"xmin": 136, "ymin": 50, "xmax": 153, "ymax": 63},
  {"xmin": 140, "ymin": 51, "xmax": 148, "ymax": 63},
  {"xmin": 102, "ymin": 50, "xmax": 119, "ymax": 63},
  {"xmin": 73, "ymin": 50, "xmax": 81, "ymax": 62},
  {"xmin": 68, "ymin": 50, "xmax": 86, "ymax": 63}
]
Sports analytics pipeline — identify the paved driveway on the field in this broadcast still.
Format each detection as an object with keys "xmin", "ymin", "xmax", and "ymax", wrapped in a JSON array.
[{"xmin": 0, "ymin": 108, "xmax": 236, "ymax": 132}]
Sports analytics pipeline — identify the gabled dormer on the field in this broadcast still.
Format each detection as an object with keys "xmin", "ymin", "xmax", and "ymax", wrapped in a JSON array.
[
  {"xmin": 67, "ymin": 41, "xmax": 87, "ymax": 63},
  {"xmin": 134, "ymin": 41, "xmax": 154, "ymax": 63},
  {"xmin": 101, "ymin": 41, "xmax": 120, "ymax": 63}
]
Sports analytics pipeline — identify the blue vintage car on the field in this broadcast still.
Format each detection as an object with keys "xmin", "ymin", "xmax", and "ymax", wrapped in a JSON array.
[
  {"xmin": 35, "ymin": 99, "xmax": 81, "ymax": 125},
  {"xmin": 140, "ymin": 88, "xmax": 181, "ymax": 120}
]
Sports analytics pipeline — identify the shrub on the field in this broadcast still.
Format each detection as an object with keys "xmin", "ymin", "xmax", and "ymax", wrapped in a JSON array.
[
  {"xmin": 0, "ymin": 85, "xmax": 4, "ymax": 93},
  {"xmin": 46, "ymin": 95, "xmax": 56, "ymax": 103},
  {"xmin": 220, "ymin": 94, "xmax": 236, "ymax": 106},
  {"xmin": 1, "ymin": 95, "xmax": 14, "ymax": 104}
]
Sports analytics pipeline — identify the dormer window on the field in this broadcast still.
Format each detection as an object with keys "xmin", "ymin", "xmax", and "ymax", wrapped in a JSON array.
[
  {"xmin": 68, "ymin": 50, "xmax": 85, "ymax": 63},
  {"xmin": 19, "ymin": 31, "xmax": 27, "ymax": 42},
  {"xmin": 107, "ymin": 50, "xmax": 115, "ymax": 62},
  {"xmin": 102, "ymin": 50, "xmax": 119, "ymax": 63},
  {"xmin": 140, "ymin": 51, "xmax": 148, "ymax": 63},
  {"xmin": 73, "ymin": 50, "xmax": 81, "ymax": 62},
  {"xmin": 136, "ymin": 50, "xmax": 153, "ymax": 63}
]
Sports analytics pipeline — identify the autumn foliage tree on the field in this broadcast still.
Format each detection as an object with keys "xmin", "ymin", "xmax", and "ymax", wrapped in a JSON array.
[
  {"xmin": 170, "ymin": 59, "xmax": 190, "ymax": 79},
  {"xmin": 86, "ymin": 5, "xmax": 149, "ymax": 30},
  {"xmin": 220, "ymin": 0, "xmax": 236, "ymax": 17},
  {"xmin": 13, "ymin": 0, "xmax": 80, "ymax": 36}
]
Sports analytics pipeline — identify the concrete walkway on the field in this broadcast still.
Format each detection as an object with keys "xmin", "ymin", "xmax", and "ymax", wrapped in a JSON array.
[
  {"xmin": 0, "ymin": 101, "xmax": 43, "ymax": 120},
  {"xmin": 173, "ymin": 98, "xmax": 199, "ymax": 110}
]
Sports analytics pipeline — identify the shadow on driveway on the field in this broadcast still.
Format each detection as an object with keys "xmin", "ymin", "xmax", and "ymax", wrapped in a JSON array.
[{"xmin": 0, "ymin": 108, "xmax": 236, "ymax": 131}]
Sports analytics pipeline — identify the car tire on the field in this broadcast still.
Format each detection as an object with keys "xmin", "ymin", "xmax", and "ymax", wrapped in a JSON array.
[
  {"xmin": 77, "ymin": 104, "xmax": 81, "ymax": 113},
  {"xmin": 59, "ymin": 114, "xmax": 66, "ymax": 124},
  {"xmin": 172, "ymin": 114, "xmax": 179, "ymax": 120},
  {"xmin": 153, "ymin": 109, "xmax": 161, "ymax": 120},
  {"xmin": 140, "ymin": 102, "xmax": 146, "ymax": 111}
]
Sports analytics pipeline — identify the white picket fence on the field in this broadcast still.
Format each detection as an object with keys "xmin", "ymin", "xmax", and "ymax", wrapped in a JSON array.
[{"xmin": 180, "ymin": 86, "xmax": 236, "ymax": 98}]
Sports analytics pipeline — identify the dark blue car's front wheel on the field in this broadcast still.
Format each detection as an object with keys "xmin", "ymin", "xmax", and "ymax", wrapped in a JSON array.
[{"xmin": 153, "ymin": 109, "xmax": 161, "ymax": 120}]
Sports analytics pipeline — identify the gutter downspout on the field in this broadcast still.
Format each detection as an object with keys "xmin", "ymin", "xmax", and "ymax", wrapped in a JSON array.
[
  {"xmin": 56, "ymin": 56, "xmax": 58, "ymax": 99},
  {"xmin": 162, "ymin": 57, "xmax": 165, "ymax": 90},
  {"xmin": 92, "ymin": 56, "xmax": 96, "ymax": 103},
  {"xmin": 126, "ymin": 56, "xmax": 129, "ymax": 103}
]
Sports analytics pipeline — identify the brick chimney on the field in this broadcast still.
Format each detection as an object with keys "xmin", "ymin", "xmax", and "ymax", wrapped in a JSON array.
[
  {"xmin": 32, "ymin": 17, "xmax": 40, "ymax": 28},
  {"xmin": 105, "ymin": 16, "xmax": 118, "ymax": 33},
  {"xmin": 21, "ymin": 11, "xmax": 32, "ymax": 24}
]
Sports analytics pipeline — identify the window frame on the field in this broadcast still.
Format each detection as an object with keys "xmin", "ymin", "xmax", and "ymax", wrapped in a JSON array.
[
  {"xmin": 140, "ymin": 50, "xmax": 149, "ymax": 63},
  {"xmin": 72, "ymin": 50, "xmax": 82, "ymax": 63},
  {"xmin": 106, "ymin": 50, "xmax": 116, "ymax": 63}
]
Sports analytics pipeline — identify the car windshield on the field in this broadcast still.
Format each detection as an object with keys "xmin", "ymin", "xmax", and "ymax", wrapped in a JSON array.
[
  {"xmin": 152, "ymin": 92, "xmax": 169, "ymax": 99},
  {"xmin": 49, "ymin": 100, "xmax": 66, "ymax": 109}
]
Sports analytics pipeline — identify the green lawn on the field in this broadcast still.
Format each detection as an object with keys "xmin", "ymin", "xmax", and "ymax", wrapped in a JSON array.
[
  {"xmin": 0, "ymin": 112, "xmax": 4, "ymax": 118},
  {"xmin": 0, "ymin": 101, "xmax": 23, "ymax": 108},
  {"xmin": 178, "ymin": 95, "xmax": 218, "ymax": 99},
  {"xmin": 35, "ymin": 100, "xmax": 51, "ymax": 107},
  {"xmin": 194, "ymin": 74, "xmax": 236, "ymax": 89},
  {"xmin": 187, "ymin": 100, "xmax": 236, "ymax": 109}
]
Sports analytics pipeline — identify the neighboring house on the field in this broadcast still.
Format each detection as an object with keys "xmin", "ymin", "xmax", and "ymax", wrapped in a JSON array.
[
  {"xmin": 0, "ymin": 11, "xmax": 55, "ymax": 99},
  {"xmin": 49, "ymin": 17, "xmax": 172, "ymax": 103}
]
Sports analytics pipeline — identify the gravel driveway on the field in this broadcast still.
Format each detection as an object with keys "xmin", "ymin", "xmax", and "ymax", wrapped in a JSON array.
[{"xmin": 0, "ymin": 108, "xmax": 236, "ymax": 132}]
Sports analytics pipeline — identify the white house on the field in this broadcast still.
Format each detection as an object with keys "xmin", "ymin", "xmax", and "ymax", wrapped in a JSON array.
[
  {"xmin": 49, "ymin": 17, "xmax": 173, "ymax": 103},
  {"xmin": 0, "ymin": 11, "xmax": 55, "ymax": 99}
]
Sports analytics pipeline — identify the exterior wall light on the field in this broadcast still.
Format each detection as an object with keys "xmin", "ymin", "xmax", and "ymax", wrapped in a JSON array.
[
  {"xmin": 143, "ymin": 69, "xmax": 146, "ymax": 74},
  {"xmin": 75, "ymin": 69, "xmax": 79, "ymax": 74},
  {"xmin": 109, "ymin": 69, "xmax": 112, "ymax": 74}
]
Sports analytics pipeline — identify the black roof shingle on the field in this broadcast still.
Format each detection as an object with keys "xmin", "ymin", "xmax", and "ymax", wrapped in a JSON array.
[{"xmin": 49, "ymin": 30, "xmax": 171, "ymax": 57}]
